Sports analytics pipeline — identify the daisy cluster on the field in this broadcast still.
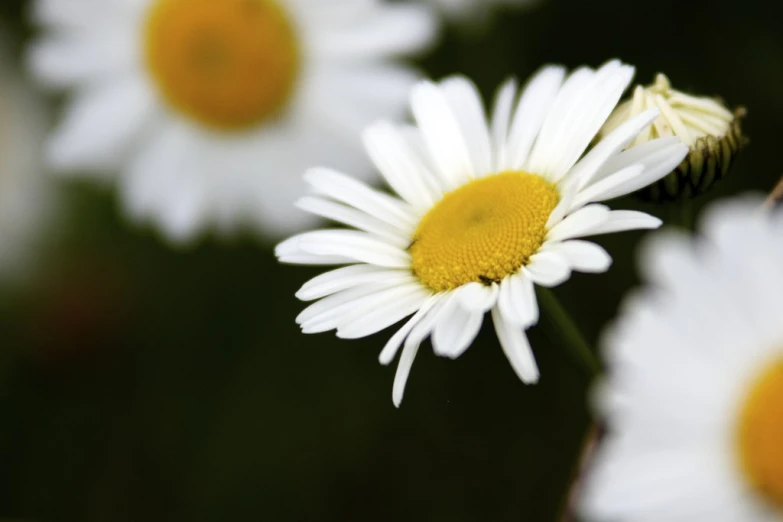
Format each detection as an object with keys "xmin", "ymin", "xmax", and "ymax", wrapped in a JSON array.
[{"xmin": 12, "ymin": 0, "xmax": 777, "ymax": 520}]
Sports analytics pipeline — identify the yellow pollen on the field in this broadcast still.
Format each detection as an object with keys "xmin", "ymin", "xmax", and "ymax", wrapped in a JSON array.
[
  {"xmin": 144, "ymin": 0, "xmax": 299, "ymax": 131},
  {"xmin": 410, "ymin": 172, "xmax": 559, "ymax": 292},
  {"xmin": 737, "ymin": 357, "xmax": 783, "ymax": 509}
]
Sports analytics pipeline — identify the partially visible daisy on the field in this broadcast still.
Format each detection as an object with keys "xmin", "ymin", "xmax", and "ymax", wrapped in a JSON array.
[
  {"xmin": 0, "ymin": 40, "xmax": 57, "ymax": 282},
  {"xmin": 277, "ymin": 60, "xmax": 688, "ymax": 406},
  {"xmin": 29, "ymin": 0, "xmax": 436, "ymax": 242},
  {"xmin": 422, "ymin": 0, "xmax": 539, "ymax": 20},
  {"xmin": 580, "ymin": 197, "xmax": 783, "ymax": 521}
]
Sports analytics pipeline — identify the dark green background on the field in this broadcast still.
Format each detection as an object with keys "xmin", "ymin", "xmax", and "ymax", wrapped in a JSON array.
[{"xmin": 0, "ymin": 0, "xmax": 780, "ymax": 521}]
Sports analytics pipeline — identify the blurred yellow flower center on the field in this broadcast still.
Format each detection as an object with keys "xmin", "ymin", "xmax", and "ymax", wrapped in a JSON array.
[
  {"xmin": 738, "ymin": 358, "xmax": 783, "ymax": 509},
  {"xmin": 144, "ymin": 0, "xmax": 299, "ymax": 131},
  {"xmin": 410, "ymin": 172, "xmax": 559, "ymax": 292}
]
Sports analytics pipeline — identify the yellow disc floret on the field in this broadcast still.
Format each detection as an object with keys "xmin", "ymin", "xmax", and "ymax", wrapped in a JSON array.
[
  {"xmin": 144, "ymin": 0, "xmax": 299, "ymax": 132},
  {"xmin": 738, "ymin": 357, "xmax": 783, "ymax": 509},
  {"xmin": 410, "ymin": 172, "xmax": 559, "ymax": 292}
]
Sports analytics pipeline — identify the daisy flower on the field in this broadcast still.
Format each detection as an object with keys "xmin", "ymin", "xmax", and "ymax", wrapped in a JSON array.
[
  {"xmin": 29, "ymin": 0, "xmax": 436, "ymax": 241},
  {"xmin": 277, "ymin": 60, "xmax": 688, "ymax": 407},
  {"xmin": 0, "ymin": 42, "xmax": 57, "ymax": 282},
  {"xmin": 580, "ymin": 197, "xmax": 783, "ymax": 521}
]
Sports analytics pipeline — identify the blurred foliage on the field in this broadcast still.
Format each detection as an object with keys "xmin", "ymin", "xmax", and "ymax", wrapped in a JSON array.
[{"xmin": 1, "ymin": 0, "xmax": 782, "ymax": 521}]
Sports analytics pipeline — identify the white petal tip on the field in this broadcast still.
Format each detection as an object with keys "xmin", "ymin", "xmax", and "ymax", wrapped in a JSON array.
[
  {"xmin": 335, "ymin": 329, "xmax": 365, "ymax": 340},
  {"xmin": 378, "ymin": 353, "xmax": 394, "ymax": 366},
  {"xmin": 431, "ymin": 344, "xmax": 449, "ymax": 358},
  {"xmin": 410, "ymin": 80, "xmax": 442, "ymax": 106},
  {"xmin": 646, "ymin": 217, "xmax": 664, "ymax": 229}
]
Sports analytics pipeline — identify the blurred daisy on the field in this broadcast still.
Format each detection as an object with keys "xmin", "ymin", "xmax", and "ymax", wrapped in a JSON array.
[
  {"xmin": 423, "ymin": 0, "xmax": 539, "ymax": 21},
  {"xmin": 29, "ymin": 0, "xmax": 436, "ymax": 241},
  {"xmin": 277, "ymin": 60, "xmax": 688, "ymax": 406},
  {"xmin": 581, "ymin": 197, "xmax": 783, "ymax": 521},
  {"xmin": 0, "ymin": 42, "xmax": 57, "ymax": 282}
]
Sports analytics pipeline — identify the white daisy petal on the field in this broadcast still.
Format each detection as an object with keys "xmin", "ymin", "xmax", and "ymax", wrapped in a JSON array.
[
  {"xmin": 491, "ymin": 307, "xmax": 539, "ymax": 384},
  {"xmin": 432, "ymin": 296, "xmax": 484, "ymax": 359},
  {"xmin": 525, "ymin": 252, "xmax": 572, "ymax": 287},
  {"xmin": 295, "ymin": 230, "xmax": 411, "ymax": 268},
  {"xmin": 297, "ymin": 283, "xmax": 399, "ymax": 327},
  {"xmin": 308, "ymin": 62, "xmax": 419, "ymax": 138},
  {"xmin": 591, "ymin": 136, "xmax": 685, "ymax": 184},
  {"xmin": 304, "ymin": 168, "xmax": 417, "ymax": 231},
  {"xmin": 570, "ymin": 164, "xmax": 646, "ymax": 208},
  {"xmin": 46, "ymin": 74, "xmax": 155, "ymax": 172},
  {"xmin": 440, "ymin": 76, "xmax": 493, "ymax": 177},
  {"xmin": 453, "ymin": 281, "xmax": 499, "ymax": 313},
  {"xmin": 379, "ymin": 295, "xmax": 443, "ymax": 365},
  {"xmin": 393, "ymin": 294, "xmax": 453, "ymax": 407},
  {"xmin": 550, "ymin": 62, "xmax": 635, "ymax": 181},
  {"xmin": 578, "ymin": 210, "xmax": 662, "ymax": 237},
  {"xmin": 546, "ymin": 179, "xmax": 578, "ymax": 229},
  {"xmin": 547, "ymin": 204, "xmax": 611, "ymax": 242},
  {"xmin": 490, "ymin": 78, "xmax": 517, "ymax": 172},
  {"xmin": 392, "ymin": 335, "xmax": 421, "ymax": 408},
  {"xmin": 27, "ymin": 31, "xmax": 136, "ymax": 88},
  {"xmin": 567, "ymin": 108, "xmax": 660, "ymax": 190},
  {"xmin": 277, "ymin": 253, "xmax": 355, "ymax": 266},
  {"xmin": 362, "ymin": 121, "xmax": 439, "ymax": 211},
  {"xmin": 276, "ymin": 228, "xmax": 356, "ymax": 265},
  {"xmin": 544, "ymin": 240, "xmax": 612, "ymax": 273},
  {"xmin": 296, "ymin": 264, "xmax": 415, "ymax": 301},
  {"xmin": 337, "ymin": 286, "xmax": 431, "ymax": 339},
  {"xmin": 33, "ymin": 0, "xmax": 143, "ymax": 29},
  {"xmin": 505, "ymin": 65, "xmax": 566, "ymax": 171},
  {"xmin": 300, "ymin": 282, "xmax": 422, "ymax": 334},
  {"xmin": 279, "ymin": 229, "xmax": 409, "ymax": 268},
  {"xmin": 295, "ymin": 196, "xmax": 410, "ymax": 247},
  {"xmin": 311, "ymin": 4, "xmax": 435, "ymax": 60},
  {"xmin": 498, "ymin": 272, "xmax": 539, "ymax": 327},
  {"xmin": 396, "ymin": 124, "xmax": 438, "ymax": 179},
  {"xmin": 410, "ymin": 81, "xmax": 474, "ymax": 188},
  {"xmin": 526, "ymin": 66, "xmax": 595, "ymax": 176}
]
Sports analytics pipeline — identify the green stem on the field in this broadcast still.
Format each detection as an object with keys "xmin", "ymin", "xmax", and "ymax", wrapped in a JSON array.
[
  {"xmin": 538, "ymin": 288, "xmax": 600, "ymax": 377},
  {"xmin": 539, "ymin": 288, "xmax": 601, "ymax": 521}
]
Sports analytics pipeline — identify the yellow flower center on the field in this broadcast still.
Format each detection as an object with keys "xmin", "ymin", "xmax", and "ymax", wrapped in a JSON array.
[
  {"xmin": 738, "ymin": 358, "xmax": 783, "ymax": 509},
  {"xmin": 410, "ymin": 172, "xmax": 559, "ymax": 292},
  {"xmin": 144, "ymin": 0, "xmax": 300, "ymax": 132}
]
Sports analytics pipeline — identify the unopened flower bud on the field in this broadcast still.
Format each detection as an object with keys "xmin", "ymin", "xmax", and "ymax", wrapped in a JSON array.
[{"xmin": 601, "ymin": 73, "xmax": 747, "ymax": 202}]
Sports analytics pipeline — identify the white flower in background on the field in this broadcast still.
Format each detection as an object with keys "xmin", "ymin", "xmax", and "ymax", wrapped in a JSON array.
[
  {"xmin": 581, "ymin": 197, "xmax": 783, "ymax": 521},
  {"xmin": 277, "ymin": 60, "xmax": 688, "ymax": 407},
  {"xmin": 29, "ymin": 0, "xmax": 436, "ymax": 242},
  {"xmin": 423, "ymin": 0, "xmax": 539, "ymax": 21},
  {"xmin": 0, "ymin": 43, "xmax": 57, "ymax": 282}
]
